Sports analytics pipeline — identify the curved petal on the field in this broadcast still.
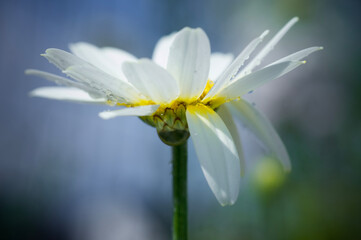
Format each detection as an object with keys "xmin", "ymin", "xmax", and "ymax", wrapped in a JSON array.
[
  {"xmin": 186, "ymin": 104, "xmax": 240, "ymax": 206},
  {"xmin": 69, "ymin": 42, "xmax": 113, "ymax": 71},
  {"xmin": 30, "ymin": 87, "xmax": 106, "ymax": 103},
  {"xmin": 43, "ymin": 48, "xmax": 142, "ymax": 103},
  {"xmin": 99, "ymin": 105, "xmax": 159, "ymax": 119},
  {"xmin": 69, "ymin": 42, "xmax": 135, "ymax": 80},
  {"xmin": 217, "ymin": 104, "xmax": 245, "ymax": 176},
  {"xmin": 217, "ymin": 61, "xmax": 304, "ymax": 100},
  {"xmin": 26, "ymin": 69, "xmax": 85, "ymax": 88},
  {"xmin": 101, "ymin": 47, "xmax": 137, "ymax": 82},
  {"xmin": 228, "ymin": 99, "xmax": 291, "ymax": 171},
  {"xmin": 238, "ymin": 17, "xmax": 299, "ymax": 77},
  {"xmin": 101, "ymin": 47, "xmax": 137, "ymax": 65},
  {"xmin": 63, "ymin": 65, "xmax": 145, "ymax": 103},
  {"xmin": 152, "ymin": 32, "xmax": 176, "ymax": 68},
  {"xmin": 204, "ymin": 30, "xmax": 269, "ymax": 101},
  {"xmin": 25, "ymin": 69, "xmax": 104, "ymax": 98},
  {"xmin": 208, "ymin": 53, "xmax": 234, "ymax": 81},
  {"xmin": 42, "ymin": 48, "xmax": 86, "ymax": 70},
  {"xmin": 270, "ymin": 46, "xmax": 323, "ymax": 65},
  {"xmin": 167, "ymin": 27, "xmax": 211, "ymax": 101},
  {"xmin": 122, "ymin": 59, "xmax": 179, "ymax": 104}
]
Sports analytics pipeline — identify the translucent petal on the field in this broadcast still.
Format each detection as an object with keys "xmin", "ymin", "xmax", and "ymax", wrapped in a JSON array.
[
  {"xmin": 186, "ymin": 104, "xmax": 240, "ymax": 206},
  {"xmin": 63, "ymin": 65, "xmax": 145, "ymax": 103},
  {"xmin": 217, "ymin": 61, "xmax": 304, "ymax": 100},
  {"xmin": 101, "ymin": 47, "xmax": 137, "ymax": 65},
  {"xmin": 69, "ymin": 42, "xmax": 118, "ymax": 74},
  {"xmin": 30, "ymin": 87, "xmax": 106, "ymax": 103},
  {"xmin": 122, "ymin": 59, "xmax": 179, "ymax": 104},
  {"xmin": 204, "ymin": 30, "xmax": 269, "ymax": 101},
  {"xmin": 208, "ymin": 53, "xmax": 234, "ymax": 81},
  {"xmin": 42, "ymin": 48, "xmax": 86, "ymax": 70},
  {"xmin": 217, "ymin": 104, "xmax": 245, "ymax": 176},
  {"xmin": 270, "ymin": 46, "xmax": 323, "ymax": 65},
  {"xmin": 100, "ymin": 47, "xmax": 137, "ymax": 78},
  {"xmin": 101, "ymin": 47, "xmax": 137, "ymax": 82},
  {"xmin": 228, "ymin": 99, "xmax": 291, "ymax": 171},
  {"xmin": 43, "ymin": 48, "xmax": 144, "ymax": 103},
  {"xmin": 152, "ymin": 32, "xmax": 176, "ymax": 68},
  {"xmin": 238, "ymin": 17, "xmax": 299, "ymax": 77},
  {"xmin": 69, "ymin": 42, "xmax": 137, "ymax": 81},
  {"xmin": 99, "ymin": 105, "xmax": 160, "ymax": 119},
  {"xmin": 25, "ymin": 69, "xmax": 103, "ymax": 98},
  {"xmin": 167, "ymin": 27, "xmax": 211, "ymax": 100}
]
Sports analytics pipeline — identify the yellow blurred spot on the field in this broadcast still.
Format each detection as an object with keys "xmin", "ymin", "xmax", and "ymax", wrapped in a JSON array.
[{"xmin": 253, "ymin": 156, "xmax": 286, "ymax": 192}]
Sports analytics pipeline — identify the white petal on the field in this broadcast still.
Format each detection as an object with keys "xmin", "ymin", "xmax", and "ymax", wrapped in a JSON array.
[
  {"xmin": 26, "ymin": 69, "xmax": 84, "ymax": 88},
  {"xmin": 217, "ymin": 61, "xmax": 304, "ymax": 100},
  {"xmin": 25, "ymin": 69, "xmax": 103, "ymax": 98},
  {"xmin": 99, "ymin": 105, "xmax": 159, "ymax": 119},
  {"xmin": 167, "ymin": 27, "xmax": 211, "ymax": 100},
  {"xmin": 69, "ymin": 42, "xmax": 111, "ymax": 69},
  {"xmin": 63, "ymin": 65, "xmax": 145, "ymax": 103},
  {"xmin": 238, "ymin": 17, "xmax": 299, "ymax": 77},
  {"xmin": 204, "ymin": 30, "xmax": 269, "ymax": 101},
  {"xmin": 152, "ymin": 32, "xmax": 176, "ymax": 68},
  {"xmin": 42, "ymin": 48, "xmax": 86, "ymax": 70},
  {"xmin": 270, "ymin": 46, "xmax": 323, "ymax": 65},
  {"xmin": 208, "ymin": 53, "xmax": 234, "ymax": 81},
  {"xmin": 101, "ymin": 47, "xmax": 137, "ymax": 64},
  {"xmin": 122, "ymin": 59, "xmax": 179, "ymax": 104},
  {"xmin": 69, "ymin": 42, "xmax": 134, "ymax": 80},
  {"xmin": 217, "ymin": 104, "xmax": 245, "ymax": 176},
  {"xmin": 43, "ymin": 48, "xmax": 142, "ymax": 103},
  {"xmin": 30, "ymin": 87, "xmax": 106, "ymax": 103},
  {"xmin": 186, "ymin": 104, "xmax": 240, "ymax": 206},
  {"xmin": 228, "ymin": 99, "xmax": 291, "ymax": 171}
]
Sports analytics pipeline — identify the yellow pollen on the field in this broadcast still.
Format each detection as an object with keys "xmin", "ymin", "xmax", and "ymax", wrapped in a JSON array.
[
  {"xmin": 200, "ymin": 80, "xmax": 214, "ymax": 100},
  {"xmin": 111, "ymin": 99, "xmax": 155, "ymax": 107}
]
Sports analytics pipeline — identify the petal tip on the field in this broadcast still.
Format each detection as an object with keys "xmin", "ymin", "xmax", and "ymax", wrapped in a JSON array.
[
  {"xmin": 292, "ymin": 16, "xmax": 300, "ymax": 22},
  {"xmin": 24, "ymin": 69, "xmax": 33, "ymax": 75},
  {"xmin": 28, "ymin": 90, "xmax": 36, "ymax": 97},
  {"xmin": 28, "ymin": 89, "xmax": 43, "ymax": 98},
  {"xmin": 219, "ymin": 199, "xmax": 236, "ymax": 207},
  {"xmin": 261, "ymin": 30, "xmax": 270, "ymax": 39},
  {"xmin": 98, "ymin": 111, "xmax": 111, "ymax": 120},
  {"xmin": 41, "ymin": 48, "xmax": 57, "ymax": 58},
  {"xmin": 44, "ymin": 48, "xmax": 53, "ymax": 54}
]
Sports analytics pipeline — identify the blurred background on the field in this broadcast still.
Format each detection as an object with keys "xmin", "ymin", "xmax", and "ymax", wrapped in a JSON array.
[{"xmin": 1, "ymin": 0, "xmax": 360, "ymax": 239}]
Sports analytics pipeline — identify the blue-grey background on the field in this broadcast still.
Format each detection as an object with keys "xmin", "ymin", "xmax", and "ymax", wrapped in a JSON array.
[{"xmin": 1, "ymin": 0, "xmax": 360, "ymax": 239}]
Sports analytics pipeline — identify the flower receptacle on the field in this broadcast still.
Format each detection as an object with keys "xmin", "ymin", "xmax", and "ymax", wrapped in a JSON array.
[{"xmin": 140, "ymin": 102, "xmax": 189, "ymax": 146}]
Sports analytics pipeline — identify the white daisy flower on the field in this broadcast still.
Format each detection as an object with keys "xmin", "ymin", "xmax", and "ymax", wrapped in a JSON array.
[{"xmin": 27, "ymin": 17, "xmax": 322, "ymax": 206}]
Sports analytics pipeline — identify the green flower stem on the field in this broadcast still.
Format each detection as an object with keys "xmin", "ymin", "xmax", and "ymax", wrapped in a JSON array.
[{"xmin": 172, "ymin": 141, "xmax": 188, "ymax": 240}]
